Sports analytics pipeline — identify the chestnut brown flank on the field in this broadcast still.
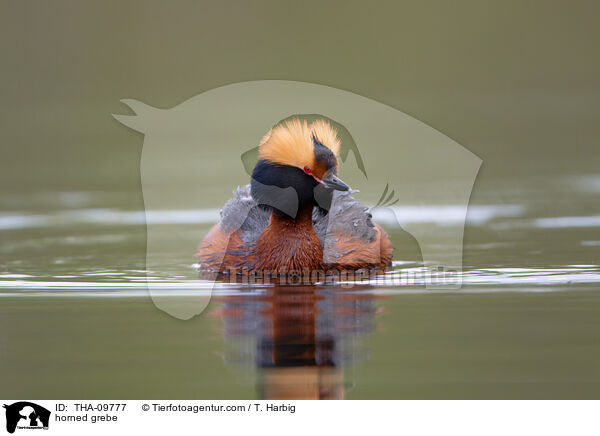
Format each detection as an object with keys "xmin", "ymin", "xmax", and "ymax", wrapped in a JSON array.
[{"xmin": 196, "ymin": 209, "xmax": 392, "ymax": 273}]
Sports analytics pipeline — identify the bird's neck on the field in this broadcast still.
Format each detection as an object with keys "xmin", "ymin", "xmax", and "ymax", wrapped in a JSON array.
[
  {"xmin": 255, "ymin": 204, "xmax": 323, "ymax": 274},
  {"xmin": 271, "ymin": 203, "xmax": 315, "ymax": 230}
]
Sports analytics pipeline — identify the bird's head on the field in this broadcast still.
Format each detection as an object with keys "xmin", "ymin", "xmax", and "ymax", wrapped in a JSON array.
[{"xmin": 251, "ymin": 118, "xmax": 349, "ymax": 217}]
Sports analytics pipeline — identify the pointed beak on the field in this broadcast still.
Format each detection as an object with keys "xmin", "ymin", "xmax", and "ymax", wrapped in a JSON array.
[{"xmin": 322, "ymin": 174, "xmax": 350, "ymax": 191}]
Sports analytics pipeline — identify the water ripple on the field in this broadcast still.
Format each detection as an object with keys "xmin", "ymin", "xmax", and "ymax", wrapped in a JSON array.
[{"xmin": 0, "ymin": 265, "xmax": 597, "ymax": 298}]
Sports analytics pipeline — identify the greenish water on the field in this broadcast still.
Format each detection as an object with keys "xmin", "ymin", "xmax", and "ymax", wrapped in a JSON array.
[
  {"xmin": 1, "ymin": 177, "xmax": 599, "ymax": 399},
  {"xmin": 2, "ymin": 291, "xmax": 600, "ymax": 399}
]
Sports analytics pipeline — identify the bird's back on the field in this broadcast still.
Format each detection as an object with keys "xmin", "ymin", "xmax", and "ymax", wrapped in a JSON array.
[{"xmin": 196, "ymin": 185, "xmax": 392, "ymax": 273}]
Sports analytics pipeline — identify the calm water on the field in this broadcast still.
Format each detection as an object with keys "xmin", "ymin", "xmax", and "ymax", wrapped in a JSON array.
[{"xmin": 1, "ymin": 173, "xmax": 600, "ymax": 399}]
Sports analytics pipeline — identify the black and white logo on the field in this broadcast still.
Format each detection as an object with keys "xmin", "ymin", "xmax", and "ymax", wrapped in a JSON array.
[{"xmin": 3, "ymin": 402, "xmax": 50, "ymax": 434}]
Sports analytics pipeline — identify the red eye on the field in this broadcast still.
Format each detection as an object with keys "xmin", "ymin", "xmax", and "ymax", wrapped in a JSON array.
[{"xmin": 303, "ymin": 166, "xmax": 312, "ymax": 174}]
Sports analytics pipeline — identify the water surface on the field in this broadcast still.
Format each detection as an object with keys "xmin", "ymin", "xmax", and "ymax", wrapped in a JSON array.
[{"xmin": 1, "ymin": 175, "xmax": 599, "ymax": 399}]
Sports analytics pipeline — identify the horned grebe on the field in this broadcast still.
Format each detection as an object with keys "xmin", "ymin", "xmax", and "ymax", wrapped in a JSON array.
[{"xmin": 196, "ymin": 118, "xmax": 392, "ymax": 276}]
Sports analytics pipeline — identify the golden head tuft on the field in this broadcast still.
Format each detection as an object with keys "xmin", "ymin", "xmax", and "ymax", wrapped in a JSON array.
[
  {"xmin": 258, "ymin": 118, "xmax": 341, "ymax": 169},
  {"xmin": 258, "ymin": 118, "xmax": 314, "ymax": 168}
]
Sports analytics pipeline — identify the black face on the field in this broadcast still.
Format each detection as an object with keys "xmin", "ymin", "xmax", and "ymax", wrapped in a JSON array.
[{"xmin": 251, "ymin": 160, "xmax": 320, "ymax": 218}]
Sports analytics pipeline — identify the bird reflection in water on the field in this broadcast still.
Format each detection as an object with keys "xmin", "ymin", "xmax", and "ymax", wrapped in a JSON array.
[{"xmin": 212, "ymin": 284, "xmax": 381, "ymax": 399}]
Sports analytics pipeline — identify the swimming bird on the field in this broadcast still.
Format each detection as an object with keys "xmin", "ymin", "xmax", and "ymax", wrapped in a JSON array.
[{"xmin": 196, "ymin": 118, "xmax": 393, "ymax": 278}]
